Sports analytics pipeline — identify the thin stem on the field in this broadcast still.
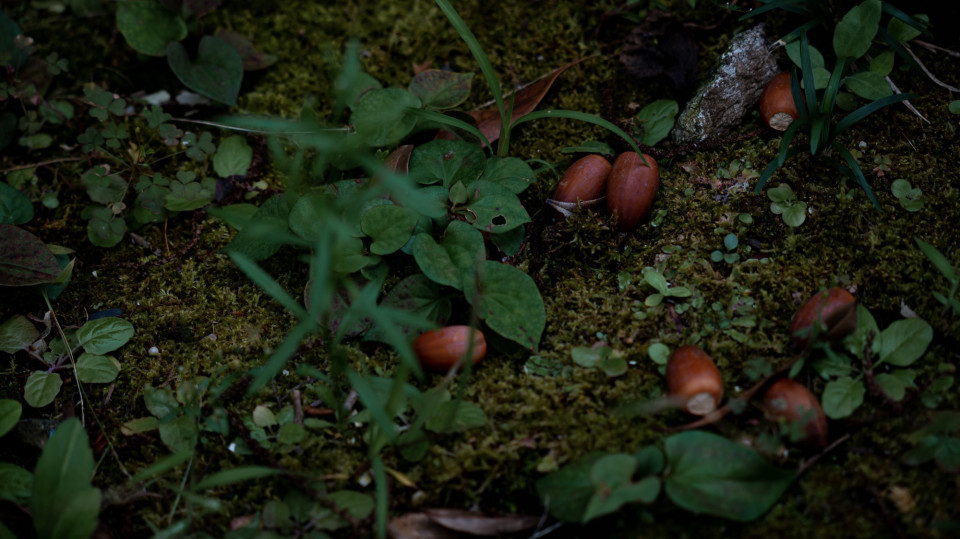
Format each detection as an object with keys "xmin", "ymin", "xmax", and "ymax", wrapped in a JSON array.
[{"xmin": 0, "ymin": 157, "xmax": 83, "ymax": 174}]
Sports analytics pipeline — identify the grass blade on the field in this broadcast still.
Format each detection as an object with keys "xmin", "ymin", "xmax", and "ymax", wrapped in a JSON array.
[
  {"xmin": 835, "ymin": 92, "xmax": 916, "ymax": 134},
  {"xmin": 128, "ymin": 451, "xmax": 194, "ymax": 485},
  {"xmin": 915, "ymin": 238, "xmax": 957, "ymax": 281},
  {"xmin": 229, "ymin": 253, "xmax": 309, "ymax": 319},
  {"xmin": 248, "ymin": 319, "xmax": 317, "ymax": 394},
  {"xmin": 406, "ymin": 108, "xmax": 492, "ymax": 150},
  {"xmin": 833, "ymin": 142, "xmax": 879, "ymax": 209},
  {"xmin": 511, "ymin": 109, "xmax": 645, "ymax": 164},
  {"xmin": 192, "ymin": 466, "xmax": 279, "ymax": 491}
]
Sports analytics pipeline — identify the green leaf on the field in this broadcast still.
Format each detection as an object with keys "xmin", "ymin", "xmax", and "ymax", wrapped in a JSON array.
[
  {"xmin": 350, "ymin": 88, "xmax": 421, "ymax": 147},
  {"xmin": 361, "ymin": 204, "xmax": 419, "ymax": 255},
  {"xmin": 648, "ymin": 343, "xmax": 670, "ymax": 365},
  {"xmin": 581, "ymin": 454, "xmax": 659, "ymax": 522},
  {"xmin": 1, "ymin": 13, "xmax": 28, "ymax": 69},
  {"xmin": 115, "ymin": 1, "xmax": 187, "ymax": 56},
  {"xmin": 0, "ymin": 462, "xmax": 32, "ymax": 505},
  {"xmin": 0, "ymin": 225, "xmax": 61, "ymax": 286},
  {"xmin": 949, "ymin": 101, "xmax": 960, "ymax": 115},
  {"xmin": 0, "ymin": 182, "xmax": 33, "ymax": 225},
  {"xmin": 192, "ymin": 466, "xmax": 279, "ymax": 491},
  {"xmin": 77, "ymin": 317, "xmax": 134, "ymax": 354},
  {"xmin": 782, "ymin": 201, "xmax": 807, "ymax": 227},
  {"xmin": 821, "ymin": 376, "xmax": 865, "ymax": 418},
  {"xmin": 224, "ymin": 194, "xmax": 294, "ymax": 261},
  {"xmin": 144, "ymin": 384, "xmax": 180, "ymax": 419},
  {"xmin": 0, "ymin": 399, "xmax": 22, "ymax": 438},
  {"xmin": 24, "ymin": 371, "xmax": 62, "ymax": 408},
  {"xmin": 167, "ymin": 36, "xmax": 243, "ymax": 106},
  {"xmin": 875, "ymin": 369, "xmax": 915, "ymax": 402},
  {"xmin": 634, "ymin": 99, "xmax": 679, "ymax": 146},
  {"xmin": 468, "ymin": 260, "xmax": 545, "ymax": 349},
  {"xmin": 75, "ymin": 353, "xmax": 120, "ymax": 383},
  {"xmin": 843, "ymin": 71, "xmax": 892, "ymax": 100},
  {"xmin": 408, "ymin": 69, "xmax": 473, "ymax": 110},
  {"xmin": 159, "ymin": 415, "xmax": 198, "ymax": 453},
  {"xmin": 536, "ymin": 452, "xmax": 604, "ymax": 522},
  {"xmin": 664, "ymin": 431, "xmax": 796, "ymax": 522},
  {"xmin": 409, "ymin": 139, "xmax": 485, "ymax": 188},
  {"xmin": 915, "ymin": 238, "xmax": 955, "ymax": 281},
  {"xmin": 888, "ymin": 13, "xmax": 927, "ymax": 42},
  {"xmin": 0, "ymin": 315, "xmax": 39, "ymax": 354},
  {"xmin": 643, "ymin": 269, "xmax": 670, "ymax": 294},
  {"xmin": 86, "ymin": 207, "xmax": 127, "ymax": 247},
  {"xmin": 480, "ymin": 156, "xmax": 537, "ymax": 194},
  {"xmin": 833, "ymin": 0, "xmax": 881, "ymax": 59},
  {"xmin": 425, "ymin": 400, "xmax": 487, "ymax": 433},
  {"xmin": 412, "ymin": 221, "xmax": 485, "ymax": 291},
  {"xmin": 213, "ymin": 135, "xmax": 253, "ymax": 178},
  {"xmin": 461, "ymin": 180, "xmax": 531, "ymax": 233},
  {"xmin": 120, "ymin": 416, "xmax": 159, "ymax": 435},
  {"xmin": 365, "ymin": 273, "xmax": 451, "ymax": 343},
  {"xmin": 277, "ymin": 422, "xmax": 305, "ymax": 445},
  {"xmin": 32, "ymin": 418, "xmax": 100, "ymax": 539},
  {"xmin": 869, "ymin": 51, "xmax": 895, "ymax": 77},
  {"xmin": 877, "ymin": 318, "xmax": 933, "ymax": 367}
]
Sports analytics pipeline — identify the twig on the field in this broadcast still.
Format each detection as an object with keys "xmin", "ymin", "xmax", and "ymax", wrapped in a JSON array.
[
  {"xmin": 797, "ymin": 433, "xmax": 851, "ymax": 475},
  {"xmin": 0, "ymin": 157, "xmax": 83, "ymax": 173},
  {"xmin": 902, "ymin": 43, "xmax": 960, "ymax": 93},
  {"xmin": 911, "ymin": 39, "xmax": 960, "ymax": 58},
  {"xmin": 885, "ymin": 76, "xmax": 929, "ymax": 124}
]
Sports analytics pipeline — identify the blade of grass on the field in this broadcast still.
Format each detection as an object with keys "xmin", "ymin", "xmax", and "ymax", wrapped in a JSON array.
[
  {"xmin": 510, "ymin": 109, "xmax": 645, "ymax": 164},
  {"xmin": 248, "ymin": 319, "xmax": 317, "ymax": 394},
  {"xmin": 406, "ymin": 108, "xmax": 493, "ymax": 150},
  {"xmin": 834, "ymin": 92, "xmax": 916, "ymax": 133},
  {"xmin": 832, "ymin": 142, "xmax": 880, "ymax": 209},
  {"xmin": 229, "ymin": 253, "xmax": 310, "ymax": 319}
]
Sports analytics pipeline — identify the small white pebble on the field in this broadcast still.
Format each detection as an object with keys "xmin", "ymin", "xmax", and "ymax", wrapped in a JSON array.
[
  {"xmin": 357, "ymin": 472, "xmax": 372, "ymax": 487},
  {"xmin": 148, "ymin": 346, "xmax": 160, "ymax": 356},
  {"xmin": 282, "ymin": 369, "xmax": 290, "ymax": 376},
  {"xmin": 859, "ymin": 141, "xmax": 867, "ymax": 148},
  {"xmin": 228, "ymin": 442, "xmax": 236, "ymax": 453},
  {"xmin": 92, "ymin": 270, "xmax": 98, "ymax": 278}
]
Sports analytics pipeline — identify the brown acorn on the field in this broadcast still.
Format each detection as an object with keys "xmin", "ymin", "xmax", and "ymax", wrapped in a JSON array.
[
  {"xmin": 547, "ymin": 154, "xmax": 611, "ymax": 217},
  {"xmin": 666, "ymin": 345, "xmax": 724, "ymax": 416},
  {"xmin": 413, "ymin": 326, "xmax": 486, "ymax": 372},
  {"xmin": 759, "ymin": 72, "xmax": 800, "ymax": 131},
  {"xmin": 606, "ymin": 152, "xmax": 659, "ymax": 232},
  {"xmin": 762, "ymin": 378, "xmax": 828, "ymax": 449},
  {"xmin": 789, "ymin": 288, "xmax": 857, "ymax": 349}
]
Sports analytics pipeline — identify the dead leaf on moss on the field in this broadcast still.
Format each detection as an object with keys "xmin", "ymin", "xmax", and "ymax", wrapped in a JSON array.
[{"xmin": 424, "ymin": 508, "xmax": 541, "ymax": 536}]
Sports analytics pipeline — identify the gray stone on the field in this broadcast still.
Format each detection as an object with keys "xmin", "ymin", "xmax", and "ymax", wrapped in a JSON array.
[{"xmin": 671, "ymin": 24, "xmax": 780, "ymax": 145}]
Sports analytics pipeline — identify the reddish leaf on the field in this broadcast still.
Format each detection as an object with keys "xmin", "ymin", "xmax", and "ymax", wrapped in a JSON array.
[
  {"xmin": 0, "ymin": 225, "xmax": 60, "ymax": 286},
  {"xmin": 214, "ymin": 29, "xmax": 277, "ymax": 71}
]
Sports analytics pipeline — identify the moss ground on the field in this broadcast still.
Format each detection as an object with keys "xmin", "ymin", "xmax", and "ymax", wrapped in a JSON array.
[{"xmin": 2, "ymin": 0, "xmax": 959, "ymax": 537}]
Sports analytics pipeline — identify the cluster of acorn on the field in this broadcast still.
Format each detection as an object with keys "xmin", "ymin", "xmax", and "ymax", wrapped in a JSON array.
[
  {"xmin": 665, "ymin": 287, "xmax": 856, "ymax": 449},
  {"xmin": 546, "ymin": 152, "xmax": 660, "ymax": 232}
]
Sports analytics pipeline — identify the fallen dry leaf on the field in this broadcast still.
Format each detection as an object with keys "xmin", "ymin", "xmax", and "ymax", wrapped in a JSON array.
[{"xmin": 424, "ymin": 508, "xmax": 541, "ymax": 536}]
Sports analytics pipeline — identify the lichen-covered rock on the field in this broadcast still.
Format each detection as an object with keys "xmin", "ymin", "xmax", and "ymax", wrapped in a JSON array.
[{"xmin": 671, "ymin": 25, "xmax": 780, "ymax": 145}]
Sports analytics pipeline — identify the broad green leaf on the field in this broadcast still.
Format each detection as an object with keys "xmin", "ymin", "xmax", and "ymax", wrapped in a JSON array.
[
  {"xmin": 165, "ymin": 177, "xmax": 216, "ymax": 211},
  {"xmin": 875, "ymin": 370, "xmax": 915, "ymax": 402},
  {"xmin": 80, "ymin": 167, "xmax": 127, "ymax": 205},
  {"xmin": 869, "ymin": 51, "xmax": 895, "ymax": 77},
  {"xmin": 86, "ymin": 207, "xmax": 126, "ymax": 248},
  {"xmin": 412, "ymin": 221, "xmax": 485, "ymax": 291},
  {"xmin": 535, "ymin": 452, "xmax": 604, "ymax": 522},
  {"xmin": 821, "ymin": 376, "xmax": 865, "ymax": 418},
  {"xmin": 571, "ymin": 346, "xmax": 603, "ymax": 368},
  {"xmin": 32, "ymin": 418, "xmax": 100, "ymax": 539},
  {"xmin": 207, "ymin": 203, "xmax": 258, "ymax": 231},
  {"xmin": 277, "ymin": 423, "xmax": 305, "ymax": 445},
  {"xmin": 843, "ymin": 71, "xmax": 892, "ymax": 100},
  {"xmin": 833, "ymin": 0, "xmax": 881, "ymax": 59},
  {"xmin": 24, "ymin": 372, "xmax": 62, "ymax": 407},
  {"xmin": 1, "ymin": 13, "xmax": 28, "ymax": 69},
  {"xmin": 361, "ymin": 204, "xmax": 419, "ymax": 255},
  {"xmin": 468, "ymin": 260, "xmax": 545, "ymax": 349},
  {"xmin": 409, "ymin": 139, "xmax": 485, "ymax": 188},
  {"xmin": 287, "ymin": 192, "xmax": 337, "ymax": 242},
  {"xmin": 581, "ymin": 454, "xmax": 659, "ymax": 522},
  {"xmin": 648, "ymin": 343, "xmax": 670, "ymax": 365},
  {"xmin": 116, "ymin": 0, "xmax": 187, "ymax": 56},
  {"xmin": 0, "ymin": 181, "xmax": 33, "ymax": 225},
  {"xmin": 461, "ymin": 180, "xmax": 530, "ymax": 233},
  {"xmin": 77, "ymin": 317, "xmax": 134, "ymax": 355},
  {"xmin": 120, "ymin": 416, "xmax": 160, "ymax": 435},
  {"xmin": 159, "ymin": 415, "xmax": 198, "ymax": 453},
  {"xmin": 0, "ymin": 315, "xmax": 39, "ymax": 354},
  {"xmin": 888, "ymin": 13, "xmax": 928, "ymax": 42},
  {"xmin": 350, "ymin": 88, "xmax": 421, "ymax": 147},
  {"xmin": 425, "ymin": 400, "xmax": 487, "ymax": 433},
  {"xmin": 634, "ymin": 445, "xmax": 665, "ymax": 476},
  {"xmin": 0, "ymin": 462, "xmax": 32, "ymax": 505},
  {"xmin": 167, "ymin": 36, "xmax": 243, "ymax": 106},
  {"xmin": 782, "ymin": 201, "xmax": 807, "ymax": 227},
  {"xmin": 75, "ymin": 353, "xmax": 120, "ymax": 383},
  {"xmin": 192, "ymin": 466, "xmax": 279, "ymax": 491},
  {"xmin": 643, "ymin": 269, "xmax": 670, "ymax": 294},
  {"xmin": 224, "ymin": 194, "xmax": 294, "ymax": 261},
  {"xmin": 213, "ymin": 135, "xmax": 253, "ymax": 178},
  {"xmin": 877, "ymin": 318, "xmax": 933, "ymax": 367},
  {"xmin": 252, "ymin": 404, "xmax": 278, "ymax": 427},
  {"xmin": 143, "ymin": 385, "xmax": 180, "ymax": 419},
  {"xmin": 0, "ymin": 224, "xmax": 61, "ymax": 285},
  {"xmin": 845, "ymin": 304, "xmax": 879, "ymax": 357},
  {"xmin": 364, "ymin": 273, "xmax": 451, "ymax": 343},
  {"xmin": 491, "ymin": 223, "xmax": 525, "ymax": 256},
  {"xmin": 634, "ymin": 99, "xmax": 678, "ymax": 146},
  {"xmin": 664, "ymin": 430, "xmax": 796, "ymax": 522},
  {"xmin": 408, "ymin": 69, "xmax": 473, "ymax": 110},
  {"xmin": 0, "ymin": 399, "xmax": 22, "ymax": 438},
  {"xmin": 480, "ymin": 156, "xmax": 537, "ymax": 194},
  {"xmin": 935, "ymin": 438, "xmax": 960, "ymax": 471}
]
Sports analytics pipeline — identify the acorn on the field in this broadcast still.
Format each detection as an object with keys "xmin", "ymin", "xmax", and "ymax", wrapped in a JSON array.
[
  {"xmin": 546, "ymin": 154, "xmax": 611, "ymax": 217},
  {"xmin": 758, "ymin": 72, "xmax": 800, "ymax": 131},
  {"xmin": 789, "ymin": 288, "xmax": 857, "ymax": 349},
  {"xmin": 413, "ymin": 326, "xmax": 486, "ymax": 372},
  {"xmin": 666, "ymin": 345, "xmax": 724, "ymax": 416},
  {"xmin": 606, "ymin": 152, "xmax": 659, "ymax": 232},
  {"xmin": 762, "ymin": 378, "xmax": 828, "ymax": 449}
]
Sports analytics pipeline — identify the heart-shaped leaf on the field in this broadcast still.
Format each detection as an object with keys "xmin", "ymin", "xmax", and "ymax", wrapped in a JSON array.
[
  {"xmin": 0, "ymin": 224, "xmax": 60, "ymax": 286},
  {"xmin": 116, "ymin": 1, "xmax": 187, "ymax": 56},
  {"xmin": 408, "ymin": 69, "xmax": 473, "ymax": 110},
  {"xmin": 412, "ymin": 221, "xmax": 485, "ymax": 291},
  {"xmin": 409, "ymin": 139, "xmax": 485, "ymax": 188},
  {"xmin": 0, "ymin": 181, "xmax": 33, "ymax": 225},
  {"xmin": 468, "ymin": 260, "xmax": 545, "ymax": 349},
  {"xmin": 167, "ymin": 36, "xmax": 243, "ymax": 106}
]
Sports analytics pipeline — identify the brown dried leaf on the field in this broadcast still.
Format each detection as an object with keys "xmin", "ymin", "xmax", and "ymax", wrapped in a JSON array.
[
  {"xmin": 389, "ymin": 513, "xmax": 459, "ymax": 539},
  {"xmin": 424, "ymin": 508, "xmax": 541, "ymax": 536}
]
